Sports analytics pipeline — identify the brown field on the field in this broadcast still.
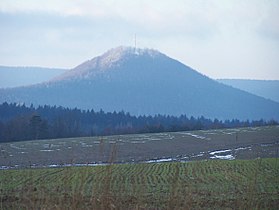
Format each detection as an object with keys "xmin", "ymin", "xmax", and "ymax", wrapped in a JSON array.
[{"xmin": 0, "ymin": 126, "xmax": 278, "ymax": 168}]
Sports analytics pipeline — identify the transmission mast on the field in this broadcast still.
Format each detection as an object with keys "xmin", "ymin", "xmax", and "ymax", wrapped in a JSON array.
[{"xmin": 134, "ymin": 34, "xmax": 137, "ymax": 49}]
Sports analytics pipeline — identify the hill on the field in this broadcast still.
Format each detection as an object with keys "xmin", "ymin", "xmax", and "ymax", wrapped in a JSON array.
[
  {"xmin": 1, "ymin": 46, "xmax": 279, "ymax": 120},
  {"xmin": 0, "ymin": 66, "xmax": 67, "ymax": 88},
  {"xmin": 217, "ymin": 79, "xmax": 279, "ymax": 103}
]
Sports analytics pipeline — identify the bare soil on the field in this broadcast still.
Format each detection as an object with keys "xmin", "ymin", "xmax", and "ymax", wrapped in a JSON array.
[{"xmin": 0, "ymin": 126, "xmax": 278, "ymax": 168}]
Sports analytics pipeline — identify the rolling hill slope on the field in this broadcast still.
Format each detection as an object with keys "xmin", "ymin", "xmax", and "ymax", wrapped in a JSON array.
[
  {"xmin": 0, "ymin": 66, "xmax": 67, "ymax": 88},
  {"xmin": 217, "ymin": 79, "xmax": 279, "ymax": 103},
  {"xmin": 1, "ymin": 46, "xmax": 279, "ymax": 120}
]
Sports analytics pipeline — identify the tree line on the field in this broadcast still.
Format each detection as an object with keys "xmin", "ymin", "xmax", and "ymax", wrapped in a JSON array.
[{"xmin": 0, "ymin": 102, "xmax": 277, "ymax": 142}]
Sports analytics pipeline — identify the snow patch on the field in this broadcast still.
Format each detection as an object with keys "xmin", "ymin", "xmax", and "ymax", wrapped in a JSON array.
[
  {"xmin": 184, "ymin": 133, "xmax": 209, "ymax": 140},
  {"xmin": 40, "ymin": 150, "xmax": 54, "ymax": 152},
  {"xmin": 210, "ymin": 154, "xmax": 235, "ymax": 160},
  {"xmin": 191, "ymin": 153, "xmax": 204, "ymax": 158},
  {"xmin": 235, "ymin": 146, "xmax": 251, "ymax": 151},
  {"xmin": 130, "ymin": 141, "xmax": 146, "ymax": 144},
  {"xmin": 209, "ymin": 149, "xmax": 232, "ymax": 155},
  {"xmin": 145, "ymin": 158, "xmax": 174, "ymax": 163},
  {"xmin": 10, "ymin": 144, "xmax": 25, "ymax": 150}
]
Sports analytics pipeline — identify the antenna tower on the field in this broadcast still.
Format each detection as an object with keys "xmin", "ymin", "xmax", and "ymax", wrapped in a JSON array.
[{"xmin": 135, "ymin": 34, "xmax": 137, "ymax": 49}]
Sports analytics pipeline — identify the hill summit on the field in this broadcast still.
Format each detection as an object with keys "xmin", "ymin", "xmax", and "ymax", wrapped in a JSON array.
[
  {"xmin": 1, "ymin": 46, "xmax": 279, "ymax": 120},
  {"xmin": 52, "ymin": 46, "xmax": 165, "ymax": 81}
]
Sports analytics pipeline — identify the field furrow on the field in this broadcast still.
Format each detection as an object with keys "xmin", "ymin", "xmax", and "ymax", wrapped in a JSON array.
[{"xmin": 1, "ymin": 158, "xmax": 278, "ymax": 209}]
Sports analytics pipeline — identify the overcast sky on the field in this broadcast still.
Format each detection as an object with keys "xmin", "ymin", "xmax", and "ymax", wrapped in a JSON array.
[{"xmin": 0, "ymin": 0, "xmax": 278, "ymax": 79}]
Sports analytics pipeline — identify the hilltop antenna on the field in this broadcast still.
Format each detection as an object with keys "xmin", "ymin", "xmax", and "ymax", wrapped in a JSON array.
[{"xmin": 134, "ymin": 34, "xmax": 137, "ymax": 49}]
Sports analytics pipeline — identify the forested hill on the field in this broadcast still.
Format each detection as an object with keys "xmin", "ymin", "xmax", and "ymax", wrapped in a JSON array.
[
  {"xmin": 1, "ymin": 47, "xmax": 279, "ymax": 120},
  {"xmin": 0, "ymin": 102, "xmax": 277, "ymax": 142}
]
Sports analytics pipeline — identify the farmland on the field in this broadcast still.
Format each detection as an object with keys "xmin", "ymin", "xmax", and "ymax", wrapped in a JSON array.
[
  {"xmin": 0, "ymin": 126, "xmax": 278, "ymax": 209},
  {"xmin": 1, "ymin": 158, "xmax": 278, "ymax": 209},
  {"xmin": 0, "ymin": 126, "xmax": 278, "ymax": 168}
]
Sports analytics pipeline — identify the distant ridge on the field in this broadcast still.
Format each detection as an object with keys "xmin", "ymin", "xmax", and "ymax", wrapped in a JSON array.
[
  {"xmin": 0, "ymin": 66, "xmax": 67, "ymax": 88},
  {"xmin": 217, "ymin": 79, "xmax": 279, "ymax": 103},
  {"xmin": 1, "ymin": 46, "xmax": 279, "ymax": 120}
]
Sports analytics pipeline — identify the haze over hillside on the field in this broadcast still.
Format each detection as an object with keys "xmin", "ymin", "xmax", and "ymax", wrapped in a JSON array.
[
  {"xmin": 0, "ymin": 66, "xmax": 67, "ymax": 88},
  {"xmin": 1, "ymin": 46, "xmax": 279, "ymax": 120},
  {"xmin": 217, "ymin": 79, "xmax": 279, "ymax": 103}
]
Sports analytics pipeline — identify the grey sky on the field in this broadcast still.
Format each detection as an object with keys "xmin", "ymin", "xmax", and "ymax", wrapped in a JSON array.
[{"xmin": 0, "ymin": 0, "xmax": 278, "ymax": 79}]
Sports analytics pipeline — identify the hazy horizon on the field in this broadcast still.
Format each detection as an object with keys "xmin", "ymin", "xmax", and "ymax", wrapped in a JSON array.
[{"xmin": 1, "ymin": 0, "xmax": 279, "ymax": 80}]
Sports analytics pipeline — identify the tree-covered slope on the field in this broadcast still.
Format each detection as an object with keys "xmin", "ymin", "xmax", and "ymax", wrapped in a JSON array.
[{"xmin": 1, "ymin": 46, "xmax": 279, "ymax": 120}]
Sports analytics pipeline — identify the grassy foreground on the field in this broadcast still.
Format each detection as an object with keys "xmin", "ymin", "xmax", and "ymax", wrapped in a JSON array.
[{"xmin": 1, "ymin": 158, "xmax": 278, "ymax": 209}]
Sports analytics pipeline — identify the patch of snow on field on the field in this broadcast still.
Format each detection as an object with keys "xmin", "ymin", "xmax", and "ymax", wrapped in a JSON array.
[
  {"xmin": 40, "ymin": 150, "xmax": 54, "ymax": 152},
  {"xmin": 191, "ymin": 152, "xmax": 205, "ymax": 158},
  {"xmin": 0, "ymin": 162, "xmax": 110, "ymax": 170},
  {"xmin": 146, "ymin": 158, "xmax": 174, "ymax": 163},
  {"xmin": 181, "ymin": 132, "xmax": 211, "ymax": 140},
  {"xmin": 149, "ymin": 138, "xmax": 162, "ymax": 141},
  {"xmin": 48, "ymin": 163, "xmax": 107, "ymax": 168},
  {"xmin": 109, "ymin": 141, "xmax": 117, "ymax": 144},
  {"xmin": 152, "ymin": 133, "xmax": 174, "ymax": 140},
  {"xmin": 130, "ymin": 141, "xmax": 146, "ymax": 144},
  {"xmin": 10, "ymin": 144, "xmax": 25, "ymax": 150},
  {"xmin": 209, "ymin": 149, "xmax": 235, "ymax": 160},
  {"xmin": 235, "ymin": 146, "xmax": 251, "ymax": 151},
  {"xmin": 205, "ymin": 132, "xmax": 218, "ymax": 135},
  {"xmin": 0, "ymin": 166, "xmax": 11, "ymax": 170},
  {"xmin": 209, "ymin": 149, "xmax": 232, "ymax": 155},
  {"xmin": 260, "ymin": 143, "xmax": 276, "ymax": 147},
  {"xmin": 210, "ymin": 154, "xmax": 235, "ymax": 160},
  {"xmin": 81, "ymin": 142, "xmax": 93, "ymax": 147}
]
